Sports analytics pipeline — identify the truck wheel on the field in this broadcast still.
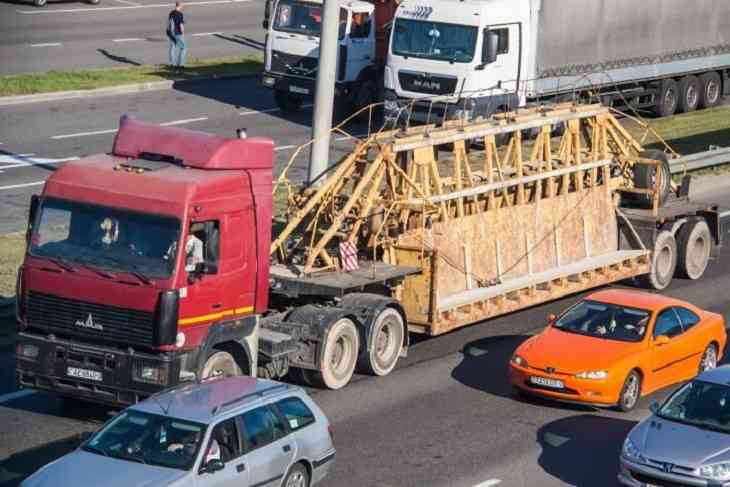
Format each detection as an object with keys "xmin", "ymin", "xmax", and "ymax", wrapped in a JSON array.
[
  {"xmin": 676, "ymin": 219, "xmax": 712, "ymax": 280},
  {"xmin": 654, "ymin": 79, "xmax": 679, "ymax": 117},
  {"xmin": 201, "ymin": 351, "xmax": 242, "ymax": 379},
  {"xmin": 359, "ymin": 308, "xmax": 404, "ymax": 377},
  {"xmin": 678, "ymin": 76, "xmax": 700, "ymax": 113},
  {"xmin": 634, "ymin": 150, "xmax": 671, "ymax": 207},
  {"xmin": 274, "ymin": 90, "xmax": 303, "ymax": 113},
  {"xmin": 34, "ymin": 0, "xmax": 47, "ymax": 6},
  {"xmin": 87, "ymin": 0, "xmax": 100, "ymax": 4},
  {"xmin": 307, "ymin": 318, "xmax": 359, "ymax": 390},
  {"xmin": 643, "ymin": 230, "xmax": 677, "ymax": 290},
  {"xmin": 699, "ymin": 72, "xmax": 722, "ymax": 109},
  {"xmin": 354, "ymin": 79, "xmax": 378, "ymax": 120}
]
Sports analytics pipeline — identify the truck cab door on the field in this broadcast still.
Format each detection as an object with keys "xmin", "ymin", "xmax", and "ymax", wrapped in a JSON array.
[
  {"xmin": 344, "ymin": 8, "xmax": 375, "ymax": 83},
  {"xmin": 484, "ymin": 23, "xmax": 521, "ymax": 98}
]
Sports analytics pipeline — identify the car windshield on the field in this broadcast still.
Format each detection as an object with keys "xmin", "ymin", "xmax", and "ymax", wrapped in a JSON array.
[
  {"xmin": 29, "ymin": 198, "xmax": 181, "ymax": 280},
  {"xmin": 273, "ymin": 0, "xmax": 347, "ymax": 39},
  {"xmin": 392, "ymin": 18, "xmax": 478, "ymax": 63},
  {"xmin": 83, "ymin": 410, "xmax": 206, "ymax": 470},
  {"xmin": 553, "ymin": 300, "xmax": 650, "ymax": 343},
  {"xmin": 657, "ymin": 380, "xmax": 730, "ymax": 434}
]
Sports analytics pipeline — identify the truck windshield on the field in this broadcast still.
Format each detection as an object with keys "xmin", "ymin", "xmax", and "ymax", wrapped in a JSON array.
[
  {"xmin": 83, "ymin": 410, "xmax": 206, "ymax": 470},
  {"xmin": 29, "ymin": 198, "xmax": 181, "ymax": 280},
  {"xmin": 273, "ymin": 0, "xmax": 347, "ymax": 39},
  {"xmin": 392, "ymin": 18, "xmax": 478, "ymax": 63}
]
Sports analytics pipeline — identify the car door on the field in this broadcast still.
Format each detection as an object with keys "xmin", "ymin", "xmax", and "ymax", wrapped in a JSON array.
[
  {"xmin": 674, "ymin": 306, "xmax": 705, "ymax": 380},
  {"xmin": 196, "ymin": 417, "xmax": 248, "ymax": 487},
  {"xmin": 239, "ymin": 404, "xmax": 297, "ymax": 487},
  {"xmin": 485, "ymin": 23, "xmax": 520, "ymax": 96},
  {"xmin": 650, "ymin": 308, "xmax": 692, "ymax": 387}
]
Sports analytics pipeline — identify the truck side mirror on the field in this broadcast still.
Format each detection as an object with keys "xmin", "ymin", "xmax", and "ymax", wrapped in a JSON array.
[
  {"xmin": 26, "ymin": 194, "xmax": 40, "ymax": 244},
  {"xmin": 262, "ymin": 20, "xmax": 269, "ymax": 29},
  {"xmin": 481, "ymin": 29, "xmax": 499, "ymax": 65}
]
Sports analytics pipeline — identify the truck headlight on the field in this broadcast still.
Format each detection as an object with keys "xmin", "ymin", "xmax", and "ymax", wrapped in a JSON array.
[
  {"xmin": 698, "ymin": 463, "xmax": 730, "ymax": 481},
  {"xmin": 16, "ymin": 343, "xmax": 39, "ymax": 359},
  {"xmin": 622, "ymin": 438, "xmax": 645, "ymax": 463},
  {"xmin": 575, "ymin": 370, "xmax": 608, "ymax": 380},
  {"xmin": 134, "ymin": 361, "xmax": 169, "ymax": 385}
]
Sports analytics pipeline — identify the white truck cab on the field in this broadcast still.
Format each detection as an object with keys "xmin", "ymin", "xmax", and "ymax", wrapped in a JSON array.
[{"xmin": 262, "ymin": 0, "xmax": 381, "ymax": 114}]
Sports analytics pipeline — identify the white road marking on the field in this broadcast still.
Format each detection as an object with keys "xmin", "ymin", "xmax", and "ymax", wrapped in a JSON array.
[
  {"xmin": 18, "ymin": 0, "xmax": 250, "ymax": 14},
  {"xmin": 30, "ymin": 42, "xmax": 62, "ymax": 47},
  {"xmin": 112, "ymin": 0, "xmax": 141, "ymax": 5},
  {"xmin": 160, "ymin": 117, "xmax": 209, "ymax": 126},
  {"xmin": 192, "ymin": 32, "xmax": 223, "ymax": 37},
  {"xmin": 112, "ymin": 38, "xmax": 144, "ymax": 43},
  {"xmin": 52, "ymin": 128, "xmax": 118, "ymax": 140},
  {"xmin": 0, "ymin": 181, "xmax": 46, "ymax": 191},
  {"xmin": 473, "ymin": 480, "xmax": 502, "ymax": 487},
  {"xmin": 0, "ymin": 389, "xmax": 36, "ymax": 404},
  {"xmin": 0, "ymin": 155, "xmax": 78, "ymax": 170},
  {"xmin": 275, "ymin": 145, "xmax": 297, "ymax": 151},
  {"xmin": 240, "ymin": 107, "xmax": 280, "ymax": 116}
]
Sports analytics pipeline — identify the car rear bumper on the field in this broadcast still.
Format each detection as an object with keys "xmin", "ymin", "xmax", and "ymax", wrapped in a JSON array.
[
  {"xmin": 16, "ymin": 331, "xmax": 181, "ymax": 406},
  {"xmin": 509, "ymin": 363, "xmax": 619, "ymax": 407}
]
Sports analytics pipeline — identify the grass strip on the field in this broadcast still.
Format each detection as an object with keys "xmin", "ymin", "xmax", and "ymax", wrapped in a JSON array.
[{"xmin": 0, "ymin": 54, "xmax": 263, "ymax": 96}]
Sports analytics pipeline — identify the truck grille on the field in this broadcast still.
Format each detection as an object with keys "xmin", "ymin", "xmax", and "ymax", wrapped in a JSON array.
[
  {"xmin": 27, "ymin": 291, "xmax": 155, "ymax": 349},
  {"xmin": 398, "ymin": 71, "xmax": 458, "ymax": 95},
  {"xmin": 271, "ymin": 50, "xmax": 318, "ymax": 78}
]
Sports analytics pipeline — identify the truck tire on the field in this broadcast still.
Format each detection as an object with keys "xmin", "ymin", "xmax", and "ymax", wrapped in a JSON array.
[
  {"xmin": 654, "ymin": 79, "xmax": 679, "ymax": 117},
  {"xmin": 274, "ymin": 90, "xmax": 303, "ymax": 113},
  {"xmin": 699, "ymin": 72, "xmax": 722, "ymax": 109},
  {"xmin": 34, "ymin": 0, "xmax": 47, "ymax": 6},
  {"xmin": 354, "ymin": 79, "xmax": 378, "ymax": 121},
  {"xmin": 643, "ymin": 230, "xmax": 677, "ymax": 290},
  {"xmin": 201, "ymin": 351, "xmax": 242, "ymax": 379},
  {"xmin": 358, "ymin": 307, "xmax": 404, "ymax": 377},
  {"xmin": 87, "ymin": 0, "xmax": 101, "ymax": 4},
  {"xmin": 677, "ymin": 76, "xmax": 700, "ymax": 113},
  {"xmin": 634, "ymin": 150, "xmax": 671, "ymax": 207},
  {"xmin": 676, "ymin": 219, "xmax": 712, "ymax": 280},
  {"xmin": 306, "ymin": 318, "xmax": 359, "ymax": 390}
]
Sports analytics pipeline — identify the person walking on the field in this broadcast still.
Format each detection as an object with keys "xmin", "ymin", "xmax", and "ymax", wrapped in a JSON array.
[{"xmin": 167, "ymin": 1, "xmax": 187, "ymax": 70}]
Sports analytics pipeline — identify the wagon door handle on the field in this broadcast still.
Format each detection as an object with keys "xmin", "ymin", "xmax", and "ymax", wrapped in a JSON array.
[
  {"xmin": 236, "ymin": 463, "xmax": 246, "ymax": 473},
  {"xmin": 282, "ymin": 444, "xmax": 291, "ymax": 453}
]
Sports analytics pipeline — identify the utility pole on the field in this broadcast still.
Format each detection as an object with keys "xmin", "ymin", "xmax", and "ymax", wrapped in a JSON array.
[{"xmin": 308, "ymin": 0, "xmax": 340, "ymax": 185}]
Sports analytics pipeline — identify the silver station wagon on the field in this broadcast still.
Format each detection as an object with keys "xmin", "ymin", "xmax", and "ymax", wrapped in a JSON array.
[{"xmin": 22, "ymin": 376, "xmax": 336, "ymax": 487}]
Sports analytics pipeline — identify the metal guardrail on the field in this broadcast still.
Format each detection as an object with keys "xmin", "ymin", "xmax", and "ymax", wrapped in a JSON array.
[{"xmin": 669, "ymin": 146, "xmax": 730, "ymax": 174}]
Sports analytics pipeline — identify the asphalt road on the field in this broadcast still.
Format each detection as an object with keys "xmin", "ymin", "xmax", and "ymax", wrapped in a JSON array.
[{"xmin": 0, "ymin": 0, "xmax": 265, "ymax": 75}]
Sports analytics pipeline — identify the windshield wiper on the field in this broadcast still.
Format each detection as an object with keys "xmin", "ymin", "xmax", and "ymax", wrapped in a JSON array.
[
  {"xmin": 74, "ymin": 257, "xmax": 116, "ymax": 279},
  {"xmin": 127, "ymin": 265, "xmax": 152, "ymax": 285},
  {"xmin": 82, "ymin": 444, "xmax": 109, "ymax": 457}
]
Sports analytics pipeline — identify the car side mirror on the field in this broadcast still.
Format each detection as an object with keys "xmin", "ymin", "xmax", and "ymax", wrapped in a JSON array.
[
  {"xmin": 200, "ymin": 459, "xmax": 225, "ymax": 474},
  {"xmin": 481, "ymin": 29, "xmax": 499, "ymax": 65},
  {"xmin": 655, "ymin": 335, "xmax": 670, "ymax": 346},
  {"xmin": 547, "ymin": 313, "xmax": 557, "ymax": 324},
  {"xmin": 650, "ymin": 402, "xmax": 660, "ymax": 414}
]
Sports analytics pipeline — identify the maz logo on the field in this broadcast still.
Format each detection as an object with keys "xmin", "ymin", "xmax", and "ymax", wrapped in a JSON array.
[{"xmin": 75, "ymin": 313, "xmax": 103, "ymax": 331}]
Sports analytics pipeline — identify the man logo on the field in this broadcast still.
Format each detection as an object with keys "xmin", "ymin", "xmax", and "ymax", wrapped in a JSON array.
[
  {"xmin": 75, "ymin": 313, "xmax": 103, "ymax": 331},
  {"xmin": 402, "ymin": 5, "xmax": 433, "ymax": 18}
]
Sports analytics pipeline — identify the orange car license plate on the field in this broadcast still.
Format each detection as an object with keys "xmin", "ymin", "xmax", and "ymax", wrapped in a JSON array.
[{"xmin": 529, "ymin": 376, "xmax": 563, "ymax": 389}]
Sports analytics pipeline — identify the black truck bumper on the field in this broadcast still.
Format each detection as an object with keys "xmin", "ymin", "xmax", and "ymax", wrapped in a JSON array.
[
  {"xmin": 16, "ymin": 331, "xmax": 181, "ymax": 407},
  {"xmin": 261, "ymin": 71, "xmax": 352, "ymax": 98}
]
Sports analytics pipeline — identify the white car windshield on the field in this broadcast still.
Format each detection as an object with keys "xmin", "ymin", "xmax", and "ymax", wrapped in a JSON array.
[{"xmin": 83, "ymin": 410, "xmax": 206, "ymax": 470}]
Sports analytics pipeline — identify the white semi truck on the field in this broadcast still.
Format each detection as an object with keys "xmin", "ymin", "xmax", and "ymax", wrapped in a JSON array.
[{"xmin": 383, "ymin": 0, "xmax": 730, "ymax": 123}]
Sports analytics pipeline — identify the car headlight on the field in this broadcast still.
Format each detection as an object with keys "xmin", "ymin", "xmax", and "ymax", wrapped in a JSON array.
[
  {"xmin": 622, "ymin": 438, "xmax": 645, "ymax": 463},
  {"xmin": 698, "ymin": 463, "xmax": 730, "ymax": 481},
  {"xmin": 511, "ymin": 355, "xmax": 528, "ymax": 368},
  {"xmin": 575, "ymin": 370, "xmax": 608, "ymax": 380}
]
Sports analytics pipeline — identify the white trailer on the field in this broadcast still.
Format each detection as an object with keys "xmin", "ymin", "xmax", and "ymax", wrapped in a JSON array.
[{"xmin": 384, "ymin": 0, "xmax": 730, "ymax": 123}]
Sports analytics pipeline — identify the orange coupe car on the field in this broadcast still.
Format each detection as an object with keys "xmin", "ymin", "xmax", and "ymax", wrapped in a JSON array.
[{"xmin": 509, "ymin": 289, "xmax": 727, "ymax": 411}]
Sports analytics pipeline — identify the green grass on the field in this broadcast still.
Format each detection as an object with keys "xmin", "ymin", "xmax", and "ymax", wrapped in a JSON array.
[
  {"xmin": 0, "ymin": 54, "xmax": 263, "ymax": 96},
  {"xmin": 0, "ymin": 233, "xmax": 24, "ymax": 299}
]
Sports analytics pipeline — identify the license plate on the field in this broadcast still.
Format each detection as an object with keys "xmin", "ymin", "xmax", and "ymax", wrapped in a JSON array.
[
  {"xmin": 530, "ymin": 376, "xmax": 564, "ymax": 389},
  {"xmin": 67, "ymin": 367, "xmax": 102, "ymax": 382},
  {"xmin": 289, "ymin": 86, "xmax": 309, "ymax": 95}
]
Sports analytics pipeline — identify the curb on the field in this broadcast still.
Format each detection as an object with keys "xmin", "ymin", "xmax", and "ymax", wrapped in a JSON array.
[{"xmin": 0, "ymin": 72, "xmax": 261, "ymax": 107}]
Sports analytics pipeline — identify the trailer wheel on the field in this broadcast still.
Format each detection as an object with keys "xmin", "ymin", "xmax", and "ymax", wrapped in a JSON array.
[
  {"xmin": 654, "ymin": 79, "xmax": 679, "ymax": 117},
  {"xmin": 676, "ymin": 219, "xmax": 712, "ymax": 280},
  {"xmin": 274, "ymin": 90, "xmax": 303, "ymax": 113},
  {"xmin": 307, "ymin": 318, "xmax": 359, "ymax": 390},
  {"xmin": 643, "ymin": 230, "xmax": 677, "ymax": 290},
  {"xmin": 359, "ymin": 307, "xmax": 404, "ymax": 377},
  {"xmin": 201, "ymin": 351, "xmax": 242, "ymax": 379},
  {"xmin": 699, "ymin": 72, "xmax": 722, "ymax": 109},
  {"xmin": 678, "ymin": 76, "xmax": 700, "ymax": 113},
  {"xmin": 634, "ymin": 150, "xmax": 671, "ymax": 207}
]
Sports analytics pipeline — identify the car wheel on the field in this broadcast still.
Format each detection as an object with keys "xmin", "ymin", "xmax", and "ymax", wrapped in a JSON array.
[
  {"xmin": 283, "ymin": 462, "xmax": 309, "ymax": 487},
  {"xmin": 699, "ymin": 344, "xmax": 718, "ymax": 373},
  {"xmin": 618, "ymin": 370, "xmax": 642, "ymax": 412}
]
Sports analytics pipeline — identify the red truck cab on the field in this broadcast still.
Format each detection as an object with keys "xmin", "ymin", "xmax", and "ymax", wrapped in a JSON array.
[{"xmin": 15, "ymin": 116, "xmax": 273, "ymax": 405}]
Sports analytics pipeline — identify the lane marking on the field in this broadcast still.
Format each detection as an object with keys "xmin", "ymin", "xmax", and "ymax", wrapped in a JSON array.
[
  {"xmin": 112, "ymin": 37, "xmax": 144, "ymax": 43},
  {"xmin": 160, "ymin": 117, "xmax": 208, "ymax": 126},
  {"xmin": 18, "ymin": 0, "xmax": 250, "ymax": 14},
  {"xmin": 52, "ymin": 128, "xmax": 117, "ymax": 140},
  {"xmin": 31, "ymin": 42, "xmax": 62, "ymax": 47},
  {"xmin": 0, "ymin": 181, "xmax": 45, "ymax": 191},
  {"xmin": 473, "ymin": 480, "xmax": 502, "ymax": 487},
  {"xmin": 192, "ymin": 32, "xmax": 223, "ymax": 37},
  {"xmin": 275, "ymin": 144, "xmax": 297, "ymax": 151},
  {"xmin": 240, "ymin": 107, "xmax": 280, "ymax": 116},
  {"xmin": 0, "ymin": 389, "xmax": 36, "ymax": 404},
  {"xmin": 0, "ymin": 155, "xmax": 78, "ymax": 170},
  {"xmin": 112, "ymin": 0, "xmax": 141, "ymax": 5}
]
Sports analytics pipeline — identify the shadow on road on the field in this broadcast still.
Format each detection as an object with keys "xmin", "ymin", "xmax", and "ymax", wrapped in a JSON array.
[
  {"xmin": 0, "ymin": 433, "xmax": 87, "ymax": 487},
  {"xmin": 537, "ymin": 414, "xmax": 636, "ymax": 487},
  {"xmin": 214, "ymin": 34, "xmax": 265, "ymax": 51},
  {"xmin": 96, "ymin": 49, "xmax": 142, "ymax": 67}
]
